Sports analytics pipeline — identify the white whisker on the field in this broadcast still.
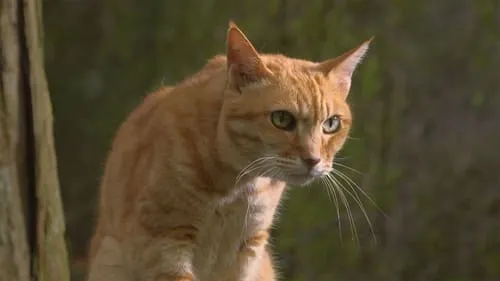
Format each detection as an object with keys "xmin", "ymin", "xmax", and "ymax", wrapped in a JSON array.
[
  {"xmin": 333, "ymin": 162, "xmax": 362, "ymax": 175},
  {"xmin": 234, "ymin": 156, "xmax": 279, "ymax": 186},
  {"xmin": 331, "ymin": 167, "xmax": 386, "ymax": 217},
  {"xmin": 325, "ymin": 174, "xmax": 359, "ymax": 244},
  {"xmin": 320, "ymin": 177, "xmax": 342, "ymax": 242},
  {"xmin": 331, "ymin": 169, "xmax": 376, "ymax": 243}
]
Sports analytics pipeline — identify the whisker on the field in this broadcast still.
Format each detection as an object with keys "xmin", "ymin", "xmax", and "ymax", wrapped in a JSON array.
[
  {"xmin": 326, "ymin": 174, "xmax": 359, "ymax": 244},
  {"xmin": 234, "ymin": 156, "xmax": 279, "ymax": 186},
  {"xmin": 240, "ymin": 161, "xmax": 274, "ymax": 180},
  {"xmin": 272, "ymin": 159, "xmax": 300, "ymax": 171},
  {"xmin": 333, "ymin": 162, "xmax": 363, "ymax": 175},
  {"xmin": 273, "ymin": 157, "xmax": 297, "ymax": 164},
  {"xmin": 235, "ymin": 158, "xmax": 267, "ymax": 183},
  {"xmin": 261, "ymin": 166, "xmax": 279, "ymax": 179},
  {"xmin": 331, "ymin": 169, "xmax": 376, "ymax": 243},
  {"xmin": 333, "ymin": 156, "xmax": 351, "ymax": 162},
  {"xmin": 335, "ymin": 175, "xmax": 360, "ymax": 245},
  {"xmin": 331, "ymin": 169, "xmax": 366, "ymax": 211},
  {"xmin": 331, "ymin": 168, "xmax": 386, "ymax": 217},
  {"xmin": 328, "ymin": 174, "xmax": 356, "ymax": 243},
  {"xmin": 320, "ymin": 177, "xmax": 342, "ymax": 242}
]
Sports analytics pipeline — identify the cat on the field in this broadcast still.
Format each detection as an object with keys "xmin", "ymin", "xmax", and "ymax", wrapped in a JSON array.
[{"xmin": 86, "ymin": 21, "xmax": 372, "ymax": 281}]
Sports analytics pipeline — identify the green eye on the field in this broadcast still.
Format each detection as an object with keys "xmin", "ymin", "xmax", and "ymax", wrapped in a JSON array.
[
  {"xmin": 270, "ymin": 110, "xmax": 296, "ymax": 131},
  {"xmin": 322, "ymin": 115, "xmax": 341, "ymax": 134}
]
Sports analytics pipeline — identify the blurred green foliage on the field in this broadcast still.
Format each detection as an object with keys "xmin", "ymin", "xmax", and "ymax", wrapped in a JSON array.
[{"xmin": 43, "ymin": 0, "xmax": 500, "ymax": 280}]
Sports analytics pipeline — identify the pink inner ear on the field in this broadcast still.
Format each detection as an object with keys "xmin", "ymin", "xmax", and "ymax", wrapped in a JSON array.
[
  {"xmin": 335, "ymin": 76, "xmax": 351, "ymax": 94},
  {"xmin": 226, "ymin": 25, "xmax": 270, "ymax": 89},
  {"xmin": 314, "ymin": 38, "xmax": 372, "ymax": 98},
  {"xmin": 226, "ymin": 25, "xmax": 259, "ymax": 68},
  {"xmin": 227, "ymin": 40, "xmax": 247, "ymax": 66}
]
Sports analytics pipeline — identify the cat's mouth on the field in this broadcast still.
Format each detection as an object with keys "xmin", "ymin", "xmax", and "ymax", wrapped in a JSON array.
[{"xmin": 246, "ymin": 158, "xmax": 328, "ymax": 186}]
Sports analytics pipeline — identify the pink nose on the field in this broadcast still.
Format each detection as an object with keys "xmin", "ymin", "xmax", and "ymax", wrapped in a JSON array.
[{"xmin": 302, "ymin": 157, "xmax": 321, "ymax": 169}]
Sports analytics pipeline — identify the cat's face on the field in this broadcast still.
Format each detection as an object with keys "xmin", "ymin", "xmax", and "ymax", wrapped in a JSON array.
[
  {"xmin": 224, "ymin": 61, "xmax": 352, "ymax": 186},
  {"xmin": 221, "ymin": 22, "xmax": 371, "ymax": 186}
]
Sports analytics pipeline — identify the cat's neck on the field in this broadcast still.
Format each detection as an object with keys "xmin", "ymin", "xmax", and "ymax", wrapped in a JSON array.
[
  {"xmin": 208, "ymin": 149, "xmax": 286, "ymax": 202},
  {"xmin": 212, "ymin": 173, "xmax": 286, "ymax": 206},
  {"xmin": 155, "ymin": 60, "xmax": 282, "ymax": 198}
]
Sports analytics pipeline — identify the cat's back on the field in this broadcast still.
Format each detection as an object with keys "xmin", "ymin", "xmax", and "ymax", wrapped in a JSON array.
[
  {"xmin": 114, "ymin": 55, "xmax": 228, "ymax": 141},
  {"xmin": 95, "ymin": 57, "xmax": 230, "ymax": 228}
]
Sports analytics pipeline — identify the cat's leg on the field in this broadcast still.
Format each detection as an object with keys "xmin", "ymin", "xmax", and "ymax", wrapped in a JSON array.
[
  {"xmin": 226, "ymin": 230, "xmax": 274, "ymax": 281},
  {"xmin": 254, "ymin": 248, "xmax": 276, "ymax": 281},
  {"xmin": 131, "ymin": 234, "xmax": 196, "ymax": 281}
]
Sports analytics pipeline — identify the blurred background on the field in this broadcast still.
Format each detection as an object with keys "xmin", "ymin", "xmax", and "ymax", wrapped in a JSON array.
[{"xmin": 42, "ymin": 0, "xmax": 500, "ymax": 280}]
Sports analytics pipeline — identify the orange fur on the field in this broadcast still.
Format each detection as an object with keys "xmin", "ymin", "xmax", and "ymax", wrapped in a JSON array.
[{"xmin": 86, "ymin": 22, "xmax": 372, "ymax": 281}]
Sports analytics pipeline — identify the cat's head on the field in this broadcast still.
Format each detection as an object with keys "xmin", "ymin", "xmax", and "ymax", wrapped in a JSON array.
[{"xmin": 220, "ymin": 22, "xmax": 372, "ymax": 186}]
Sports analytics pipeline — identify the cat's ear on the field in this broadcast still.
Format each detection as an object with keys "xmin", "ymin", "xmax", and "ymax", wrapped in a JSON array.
[
  {"xmin": 315, "ymin": 37, "xmax": 373, "ymax": 98},
  {"xmin": 226, "ymin": 21, "xmax": 271, "ymax": 92}
]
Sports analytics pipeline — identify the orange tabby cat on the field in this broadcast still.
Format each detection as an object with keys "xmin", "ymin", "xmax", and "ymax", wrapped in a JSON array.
[{"xmin": 86, "ymin": 22, "xmax": 372, "ymax": 281}]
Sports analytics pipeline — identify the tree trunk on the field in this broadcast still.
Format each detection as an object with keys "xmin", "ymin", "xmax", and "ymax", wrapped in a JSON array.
[{"xmin": 0, "ymin": 0, "xmax": 70, "ymax": 280}]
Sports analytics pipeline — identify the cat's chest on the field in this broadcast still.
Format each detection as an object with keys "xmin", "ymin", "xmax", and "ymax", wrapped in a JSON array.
[{"xmin": 193, "ymin": 178, "xmax": 285, "ymax": 279}]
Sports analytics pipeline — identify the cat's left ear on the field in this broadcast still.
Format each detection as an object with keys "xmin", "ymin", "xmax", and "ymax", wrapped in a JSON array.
[
  {"xmin": 226, "ymin": 21, "xmax": 272, "ymax": 92},
  {"xmin": 315, "ymin": 37, "xmax": 373, "ymax": 99}
]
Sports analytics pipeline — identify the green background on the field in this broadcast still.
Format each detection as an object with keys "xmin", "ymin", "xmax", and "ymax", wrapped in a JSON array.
[{"xmin": 43, "ymin": 0, "xmax": 500, "ymax": 280}]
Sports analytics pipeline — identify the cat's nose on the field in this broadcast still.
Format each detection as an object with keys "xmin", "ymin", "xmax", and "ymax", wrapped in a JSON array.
[{"xmin": 301, "ymin": 157, "xmax": 321, "ymax": 169}]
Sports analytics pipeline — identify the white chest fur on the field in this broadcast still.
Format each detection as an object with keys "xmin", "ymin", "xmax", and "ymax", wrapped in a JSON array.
[{"xmin": 193, "ymin": 178, "xmax": 285, "ymax": 280}]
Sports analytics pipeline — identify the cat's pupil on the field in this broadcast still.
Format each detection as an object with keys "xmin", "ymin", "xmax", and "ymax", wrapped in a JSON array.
[
  {"xmin": 279, "ymin": 113, "xmax": 285, "ymax": 122},
  {"xmin": 270, "ymin": 110, "xmax": 296, "ymax": 131}
]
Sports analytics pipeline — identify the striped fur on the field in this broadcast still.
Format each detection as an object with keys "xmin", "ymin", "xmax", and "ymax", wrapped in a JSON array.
[{"xmin": 86, "ymin": 22, "xmax": 371, "ymax": 281}]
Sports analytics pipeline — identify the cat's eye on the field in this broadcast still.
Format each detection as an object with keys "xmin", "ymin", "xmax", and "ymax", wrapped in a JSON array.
[
  {"xmin": 270, "ymin": 110, "xmax": 296, "ymax": 131},
  {"xmin": 322, "ymin": 115, "xmax": 341, "ymax": 134}
]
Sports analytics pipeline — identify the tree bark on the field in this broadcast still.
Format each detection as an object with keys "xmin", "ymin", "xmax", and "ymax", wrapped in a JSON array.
[{"xmin": 0, "ymin": 0, "xmax": 70, "ymax": 280}]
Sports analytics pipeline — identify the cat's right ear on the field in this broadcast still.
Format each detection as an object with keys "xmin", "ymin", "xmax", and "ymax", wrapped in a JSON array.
[{"xmin": 226, "ymin": 21, "xmax": 271, "ymax": 92}]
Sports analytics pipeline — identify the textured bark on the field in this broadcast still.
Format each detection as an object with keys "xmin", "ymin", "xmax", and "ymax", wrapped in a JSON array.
[
  {"xmin": 24, "ymin": 0, "xmax": 71, "ymax": 280},
  {"xmin": 0, "ymin": 0, "xmax": 31, "ymax": 280},
  {"xmin": 0, "ymin": 0, "xmax": 70, "ymax": 280}
]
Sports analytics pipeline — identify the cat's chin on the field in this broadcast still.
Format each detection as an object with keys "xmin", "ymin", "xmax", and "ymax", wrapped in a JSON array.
[
  {"xmin": 283, "ymin": 174, "xmax": 319, "ymax": 187},
  {"xmin": 259, "ymin": 174, "xmax": 311, "ymax": 187}
]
